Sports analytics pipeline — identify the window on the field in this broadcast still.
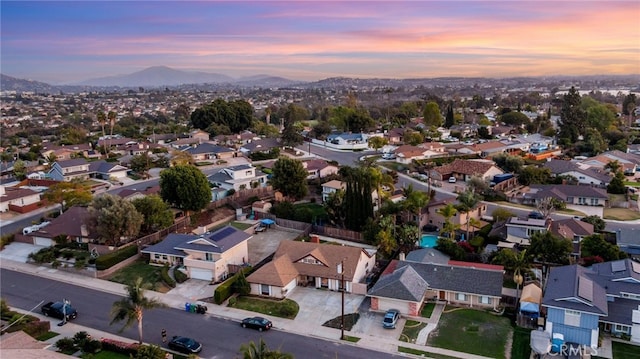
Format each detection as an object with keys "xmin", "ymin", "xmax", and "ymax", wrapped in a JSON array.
[
  {"xmin": 479, "ymin": 296, "xmax": 491, "ymax": 304},
  {"xmin": 205, "ymin": 253, "xmax": 213, "ymax": 261},
  {"xmin": 162, "ymin": 255, "xmax": 167, "ymax": 260},
  {"xmin": 565, "ymin": 310, "xmax": 581, "ymax": 327},
  {"xmin": 260, "ymin": 284, "xmax": 269, "ymax": 295},
  {"xmin": 456, "ymin": 293, "xmax": 467, "ymax": 301},
  {"xmin": 155, "ymin": 254, "xmax": 161, "ymax": 259},
  {"xmin": 614, "ymin": 324, "xmax": 628, "ymax": 332}
]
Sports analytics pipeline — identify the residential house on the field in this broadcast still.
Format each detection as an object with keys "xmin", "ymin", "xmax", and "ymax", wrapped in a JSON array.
[
  {"xmin": 48, "ymin": 158, "xmax": 91, "ymax": 181},
  {"xmin": 504, "ymin": 217, "xmax": 549, "ymax": 246},
  {"xmin": 88, "ymin": 160, "xmax": 129, "ymax": 181},
  {"xmin": 207, "ymin": 164, "xmax": 268, "ymax": 192},
  {"xmin": 239, "ymin": 138, "xmax": 281, "ymax": 156},
  {"xmin": 368, "ymin": 252, "xmax": 503, "ymax": 316},
  {"xmin": 116, "ymin": 185, "xmax": 160, "ymax": 201},
  {"xmin": 326, "ymin": 132, "xmax": 367, "ymax": 145},
  {"xmin": 542, "ymin": 259, "xmax": 640, "ymax": 347},
  {"xmin": 303, "ymin": 159, "xmax": 339, "ymax": 180},
  {"xmin": 246, "ymin": 240, "xmax": 376, "ymax": 298},
  {"xmin": 0, "ymin": 185, "xmax": 42, "ymax": 213},
  {"xmin": 616, "ymin": 228, "xmax": 640, "ymax": 256},
  {"xmin": 394, "ymin": 145, "xmax": 432, "ymax": 164},
  {"xmin": 431, "ymin": 159, "xmax": 504, "ymax": 182},
  {"xmin": 543, "ymin": 159, "xmax": 610, "ymax": 187},
  {"xmin": 142, "ymin": 226, "xmax": 252, "ymax": 282},
  {"xmin": 29, "ymin": 206, "xmax": 95, "ymax": 246},
  {"xmin": 425, "ymin": 197, "xmax": 488, "ymax": 236},
  {"xmin": 41, "ymin": 144, "xmax": 93, "ymax": 161},
  {"xmin": 321, "ymin": 180, "xmax": 346, "ymax": 202},
  {"xmin": 549, "ymin": 218, "xmax": 595, "ymax": 258},
  {"xmin": 473, "ymin": 141, "xmax": 508, "ymax": 158},
  {"xmin": 185, "ymin": 143, "xmax": 236, "ymax": 161},
  {"xmin": 580, "ymin": 150, "xmax": 640, "ymax": 176},
  {"xmin": 190, "ymin": 129, "xmax": 210, "ymax": 142},
  {"xmin": 523, "ymin": 185, "xmax": 608, "ymax": 207},
  {"xmin": 384, "ymin": 128, "xmax": 404, "ymax": 145},
  {"xmin": 442, "ymin": 143, "xmax": 480, "ymax": 156}
]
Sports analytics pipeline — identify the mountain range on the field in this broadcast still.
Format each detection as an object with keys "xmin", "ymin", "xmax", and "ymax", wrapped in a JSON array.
[{"xmin": 0, "ymin": 66, "xmax": 302, "ymax": 92}]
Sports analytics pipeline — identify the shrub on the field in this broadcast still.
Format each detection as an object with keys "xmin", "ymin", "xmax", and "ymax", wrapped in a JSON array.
[
  {"xmin": 95, "ymin": 245, "xmax": 138, "ymax": 270},
  {"xmin": 73, "ymin": 331, "xmax": 91, "ymax": 348},
  {"xmin": 174, "ymin": 269, "xmax": 188, "ymax": 283},
  {"xmin": 20, "ymin": 318, "xmax": 50, "ymax": 338},
  {"xmin": 28, "ymin": 247, "xmax": 57, "ymax": 263},
  {"xmin": 214, "ymin": 267, "xmax": 253, "ymax": 304},
  {"xmin": 55, "ymin": 337, "xmax": 77, "ymax": 354},
  {"xmin": 82, "ymin": 339, "xmax": 102, "ymax": 354},
  {"xmin": 161, "ymin": 265, "xmax": 176, "ymax": 288},
  {"xmin": 100, "ymin": 338, "xmax": 139, "ymax": 356},
  {"xmin": 0, "ymin": 233, "xmax": 15, "ymax": 250}
]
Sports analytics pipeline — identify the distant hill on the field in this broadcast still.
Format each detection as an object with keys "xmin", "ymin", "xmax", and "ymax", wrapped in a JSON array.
[
  {"xmin": 0, "ymin": 74, "xmax": 59, "ymax": 93},
  {"xmin": 77, "ymin": 66, "xmax": 236, "ymax": 87}
]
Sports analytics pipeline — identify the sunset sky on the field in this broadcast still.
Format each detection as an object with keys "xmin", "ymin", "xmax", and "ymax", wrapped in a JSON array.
[{"xmin": 2, "ymin": 1, "xmax": 639, "ymax": 84}]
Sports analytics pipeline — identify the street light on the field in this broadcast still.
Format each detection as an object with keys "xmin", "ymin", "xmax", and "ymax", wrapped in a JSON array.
[{"xmin": 58, "ymin": 298, "xmax": 70, "ymax": 327}]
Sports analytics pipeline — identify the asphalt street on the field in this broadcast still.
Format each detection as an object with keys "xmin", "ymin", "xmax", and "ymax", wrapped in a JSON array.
[{"xmin": 0, "ymin": 269, "xmax": 402, "ymax": 359}]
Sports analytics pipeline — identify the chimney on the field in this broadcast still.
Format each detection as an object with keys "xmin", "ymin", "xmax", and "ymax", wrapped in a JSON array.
[{"xmin": 399, "ymin": 252, "xmax": 406, "ymax": 261}]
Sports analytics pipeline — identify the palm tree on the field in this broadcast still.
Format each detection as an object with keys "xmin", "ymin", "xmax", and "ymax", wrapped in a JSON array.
[
  {"xmin": 240, "ymin": 338, "xmax": 293, "ymax": 359},
  {"xmin": 512, "ymin": 250, "xmax": 532, "ymax": 310},
  {"xmin": 110, "ymin": 277, "xmax": 165, "ymax": 344},
  {"xmin": 456, "ymin": 189, "xmax": 480, "ymax": 242},
  {"xmin": 437, "ymin": 203, "xmax": 458, "ymax": 240},
  {"xmin": 468, "ymin": 217, "xmax": 484, "ymax": 240},
  {"xmin": 402, "ymin": 184, "xmax": 429, "ymax": 225},
  {"xmin": 107, "ymin": 110, "xmax": 117, "ymax": 153}
]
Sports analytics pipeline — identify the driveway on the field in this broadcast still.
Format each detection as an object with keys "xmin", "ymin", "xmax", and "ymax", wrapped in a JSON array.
[{"xmin": 0, "ymin": 242, "xmax": 46, "ymax": 263}]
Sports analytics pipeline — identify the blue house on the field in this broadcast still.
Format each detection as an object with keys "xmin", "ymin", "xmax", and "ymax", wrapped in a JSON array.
[{"xmin": 542, "ymin": 259, "xmax": 640, "ymax": 348}]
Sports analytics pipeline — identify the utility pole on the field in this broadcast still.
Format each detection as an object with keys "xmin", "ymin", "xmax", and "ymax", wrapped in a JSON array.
[{"xmin": 338, "ymin": 259, "xmax": 345, "ymax": 340}]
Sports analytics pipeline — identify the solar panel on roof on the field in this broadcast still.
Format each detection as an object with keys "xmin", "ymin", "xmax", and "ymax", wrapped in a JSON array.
[
  {"xmin": 210, "ymin": 227, "xmax": 236, "ymax": 242},
  {"xmin": 611, "ymin": 260, "xmax": 626, "ymax": 272},
  {"xmin": 578, "ymin": 276, "xmax": 593, "ymax": 302}
]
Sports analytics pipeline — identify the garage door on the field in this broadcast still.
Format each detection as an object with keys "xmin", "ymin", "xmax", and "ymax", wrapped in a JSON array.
[
  {"xmin": 190, "ymin": 268, "xmax": 213, "ymax": 281},
  {"xmin": 33, "ymin": 237, "xmax": 53, "ymax": 247}
]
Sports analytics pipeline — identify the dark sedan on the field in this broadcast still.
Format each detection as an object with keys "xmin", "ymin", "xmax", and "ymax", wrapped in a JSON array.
[
  {"xmin": 168, "ymin": 336, "xmax": 202, "ymax": 354},
  {"xmin": 241, "ymin": 316, "xmax": 272, "ymax": 331}
]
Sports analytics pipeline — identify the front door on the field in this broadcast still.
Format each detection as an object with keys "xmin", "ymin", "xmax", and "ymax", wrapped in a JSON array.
[{"xmin": 439, "ymin": 291, "xmax": 446, "ymax": 300}]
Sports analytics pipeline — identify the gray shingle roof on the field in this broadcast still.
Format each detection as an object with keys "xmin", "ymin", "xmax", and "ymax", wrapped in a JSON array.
[
  {"xmin": 367, "ymin": 265, "xmax": 429, "ymax": 301},
  {"xmin": 186, "ymin": 143, "xmax": 234, "ymax": 155},
  {"xmin": 142, "ymin": 226, "xmax": 250, "ymax": 256},
  {"xmin": 405, "ymin": 248, "xmax": 450, "ymax": 265},
  {"xmin": 542, "ymin": 265, "xmax": 608, "ymax": 316}
]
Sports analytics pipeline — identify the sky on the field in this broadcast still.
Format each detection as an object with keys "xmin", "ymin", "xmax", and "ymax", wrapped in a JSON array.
[{"xmin": 1, "ymin": 1, "xmax": 639, "ymax": 84}]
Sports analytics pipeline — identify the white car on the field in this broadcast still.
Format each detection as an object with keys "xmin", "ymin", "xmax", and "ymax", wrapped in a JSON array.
[{"xmin": 448, "ymin": 177, "xmax": 457, "ymax": 183}]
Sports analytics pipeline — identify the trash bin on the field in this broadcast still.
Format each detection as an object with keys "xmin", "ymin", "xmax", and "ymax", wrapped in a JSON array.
[
  {"xmin": 185, "ymin": 303, "xmax": 191, "ymax": 312},
  {"xmin": 190, "ymin": 304, "xmax": 196, "ymax": 313}
]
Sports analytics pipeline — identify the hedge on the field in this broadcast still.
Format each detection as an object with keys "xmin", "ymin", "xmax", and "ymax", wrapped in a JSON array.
[
  {"xmin": 161, "ymin": 265, "xmax": 176, "ymax": 288},
  {"xmin": 213, "ymin": 267, "xmax": 253, "ymax": 305},
  {"xmin": 95, "ymin": 245, "xmax": 138, "ymax": 270},
  {"xmin": 100, "ymin": 338, "xmax": 139, "ymax": 356}
]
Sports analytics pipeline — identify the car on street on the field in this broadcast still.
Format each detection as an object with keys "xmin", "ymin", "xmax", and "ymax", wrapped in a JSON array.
[
  {"xmin": 241, "ymin": 316, "xmax": 273, "ymax": 331},
  {"xmin": 528, "ymin": 211, "xmax": 545, "ymax": 220},
  {"xmin": 382, "ymin": 309, "xmax": 400, "ymax": 329},
  {"xmin": 41, "ymin": 301, "xmax": 78, "ymax": 321},
  {"xmin": 168, "ymin": 336, "xmax": 202, "ymax": 354}
]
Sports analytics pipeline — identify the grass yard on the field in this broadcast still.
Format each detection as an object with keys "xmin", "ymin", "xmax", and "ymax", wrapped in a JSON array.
[
  {"xmin": 400, "ymin": 319, "xmax": 427, "ymax": 343},
  {"xmin": 80, "ymin": 350, "xmax": 131, "ymax": 359},
  {"xmin": 36, "ymin": 331, "xmax": 59, "ymax": 341},
  {"xmin": 603, "ymin": 208, "xmax": 640, "ymax": 221},
  {"xmin": 510, "ymin": 327, "xmax": 533, "ymax": 359},
  {"xmin": 107, "ymin": 260, "xmax": 171, "ymax": 293},
  {"xmin": 229, "ymin": 296, "xmax": 299, "ymax": 319},
  {"xmin": 427, "ymin": 308, "xmax": 512, "ymax": 359},
  {"xmin": 294, "ymin": 203, "xmax": 327, "ymax": 219},
  {"xmin": 398, "ymin": 346, "xmax": 461, "ymax": 359},
  {"xmin": 230, "ymin": 221, "xmax": 253, "ymax": 230},
  {"xmin": 612, "ymin": 341, "xmax": 640, "ymax": 359},
  {"xmin": 421, "ymin": 303, "xmax": 435, "ymax": 318}
]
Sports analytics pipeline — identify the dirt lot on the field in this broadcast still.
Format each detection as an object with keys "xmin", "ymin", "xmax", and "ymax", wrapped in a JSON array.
[{"xmin": 247, "ymin": 227, "xmax": 302, "ymax": 265}]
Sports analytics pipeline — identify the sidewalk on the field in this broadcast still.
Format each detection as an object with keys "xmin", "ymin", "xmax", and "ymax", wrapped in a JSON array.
[{"xmin": 3, "ymin": 258, "xmax": 493, "ymax": 359}]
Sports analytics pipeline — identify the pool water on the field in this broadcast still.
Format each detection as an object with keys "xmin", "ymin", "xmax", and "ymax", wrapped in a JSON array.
[{"xmin": 420, "ymin": 234, "xmax": 438, "ymax": 248}]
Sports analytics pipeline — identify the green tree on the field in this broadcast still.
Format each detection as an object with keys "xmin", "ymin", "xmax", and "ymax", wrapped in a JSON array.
[
  {"xmin": 580, "ymin": 215, "xmax": 606, "ymax": 232},
  {"xmin": 132, "ymin": 195, "xmax": 174, "ymax": 234},
  {"xmin": 492, "ymin": 153, "xmax": 524, "ymax": 173},
  {"xmin": 190, "ymin": 98, "xmax": 254, "ymax": 134},
  {"xmin": 517, "ymin": 166, "xmax": 551, "ymax": 186},
  {"xmin": 405, "ymin": 131, "xmax": 424, "ymax": 146},
  {"xmin": 324, "ymin": 190, "xmax": 346, "ymax": 228},
  {"xmin": 12, "ymin": 159, "xmax": 26, "ymax": 180},
  {"xmin": 500, "ymin": 111, "xmax": 530, "ymax": 127},
  {"xmin": 444, "ymin": 103, "xmax": 455, "ymax": 128},
  {"xmin": 397, "ymin": 223, "xmax": 420, "ymax": 252},
  {"xmin": 423, "ymin": 101, "xmax": 442, "ymax": 127},
  {"xmin": 97, "ymin": 110, "xmax": 107, "ymax": 142},
  {"xmin": 170, "ymin": 149, "xmax": 195, "ymax": 166},
  {"xmin": 456, "ymin": 189, "xmax": 481, "ymax": 241},
  {"xmin": 270, "ymin": 157, "xmax": 308, "ymax": 200},
  {"xmin": 437, "ymin": 203, "xmax": 458, "ymax": 239},
  {"xmin": 368, "ymin": 136, "xmax": 388, "ymax": 152},
  {"xmin": 281, "ymin": 104, "xmax": 307, "ymax": 147},
  {"xmin": 341, "ymin": 166, "xmax": 375, "ymax": 231},
  {"xmin": 528, "ymin": 231, "xmax": 571, "ymax": 267},
  {"xmin": 42, "ymin": 181, "xmax": 93, "ymax": 214},
  {"xmin": 129, "ymin": 153, "xmax": 153, "ymax": 178},
  {"xmin": 581, "ymin": 234, "xmax": 626, "ymax": 261},
  {"xmin": 558, "ymin": 87, "xmax": 586, "ymax": 144},
  {"xmin": 160, "ymin": 165, "xmax": 212, "ymax": 215},
  {"xmin": 607, "ymin": 170, "xmax": 626, "ymax": 194},
  {"xmin": 401, "ymin": 184, "xmax": 429, "ymax": 226},
  {"xmin": 88, "ymin": 194, "xmax": 143, "ymax": 246},
  {"xmin": 435, "ymin": 237, "xmax": 465, "ymax": 260},
  {"xmin": 375, "ymin": 228, "xmax": 396, "ymax": 258},
  {"xmin": 134, "ymin": 344, "xmax": 166, "ymax": 359},
  {"xmin": 491, "ymin": 207, "xmax": 515, "ymax": 222},
  {"xmin": 239, "ymin": 338, "xmax": 293, "ymax": 359},
  {"xmin": 110, "ymin": 277, "xmax": 165, "ymax": 344},
  {"xmin": 233, "ymin": 270, "xmax": 251, "ymax": 296}
]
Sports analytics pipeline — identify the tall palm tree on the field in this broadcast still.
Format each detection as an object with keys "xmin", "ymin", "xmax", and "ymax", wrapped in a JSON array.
[
  {"xmin": 512, "ymin": 250, "xmax": 532, "ymax": 309},
  {"xmin": 107, "ymin": 110, "xmax": 117, "ymax": 153},
  {"xmin": 110, "ymin": 277, "xmax": 165, "ymax": 344},
  {"xmin": 437, "ymin": 203, "xmax": 458, "ymax": 240},
  {"xmin": 456, "ymin": 189, "xmax": 480, "ymax": 242},
  {"xmin": 402, "ymin": 184, "xmax": 429, "ymax": 225}
]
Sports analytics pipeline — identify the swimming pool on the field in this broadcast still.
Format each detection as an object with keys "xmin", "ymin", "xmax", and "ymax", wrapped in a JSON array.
[{"xmin": 420, "ymin": 234, "xmax": 438, "ymax": 248}]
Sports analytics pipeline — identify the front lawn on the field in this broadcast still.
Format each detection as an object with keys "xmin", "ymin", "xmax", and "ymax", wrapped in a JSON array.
[
  {"xmin": 80, "ymin": 350, "xmax": 131, "ymax": 359},
  {"xmin": 400, "ymin": 320, "xmax": 427, "ymax": 343},
  {"xmin": 229, "ymin": 296, "xmax": 299, "ymax": 319},
  {"xmin": 510, "ymin": 327, "xmax": 532, "ymax": 359},
  {"xmin": 427, "ymin": 307, "xmax": 512, "ymax": 359},
  {"xmin": 612, "ymin": 341, "xmax": 640, "ymax": 359},
  {"xmin": 107, "ymin": 260, "xmax": 171, "ymax": 293},
  {"xmin": 603, "ymin": 208, "xmax": 640, "ymax": 221},
  {"xmin": 421, "ymin": 303, "xmax": 435, "ymax": 318},
  {"xmin": 322, "ymin": 313, "xmax": 359, "ymax": 331}
]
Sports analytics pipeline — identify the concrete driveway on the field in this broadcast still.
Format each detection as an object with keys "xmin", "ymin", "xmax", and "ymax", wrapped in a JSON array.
[{"xmin": 0, "ymin": 242, "xmax": 46, "ymax": 263}]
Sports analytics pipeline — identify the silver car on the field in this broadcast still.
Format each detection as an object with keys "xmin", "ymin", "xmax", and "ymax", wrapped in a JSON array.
[{"xmin": 382, "ymin": 309, "xmax": 400, "ymax": 329}]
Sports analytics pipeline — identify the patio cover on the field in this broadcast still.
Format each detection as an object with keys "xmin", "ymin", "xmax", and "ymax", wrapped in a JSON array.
[{"xmin": 521, "ymin": 283, "xmax": 542, "ymax": 303}]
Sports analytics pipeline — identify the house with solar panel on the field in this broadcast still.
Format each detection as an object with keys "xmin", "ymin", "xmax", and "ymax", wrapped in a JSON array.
[
  {"xmin": 542, "ymin": 259, "xmax": 640, "ymax": 348},
  {"xmin": 141, "ymin": 226, "xmax": 251, "ymax": 282}
]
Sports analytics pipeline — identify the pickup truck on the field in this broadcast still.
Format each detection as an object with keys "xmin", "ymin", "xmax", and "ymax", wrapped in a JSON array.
[{"xmin": 41, "ymin": 301, "xmax": 78, "ymax": 320}]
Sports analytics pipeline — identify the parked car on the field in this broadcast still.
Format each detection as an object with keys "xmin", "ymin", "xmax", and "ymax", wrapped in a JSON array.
[
  {"xmin": 168, "ymin": 336, "xmax": 202, "ymax": 354},
  {"xmin": 382, "ymin": 309, "xmax": 400, "ymax": 329},
  {"xmin": 254, "ymin": 225, "xmax": 266, "ymax": 233},
  {"xmin": 528, "ymin": 211, "xmax": 545, "ymax": 220},
  {"xmin": 41, "ymin": 301, "xmax": 78, "ymax": 321},
  {"xmin": 448, "ymin": 176, "xmax": 457, "ymax": 183},
  {"xmin": 241, "ymin": 316, "xmax": 273, "ymax": 331}
]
